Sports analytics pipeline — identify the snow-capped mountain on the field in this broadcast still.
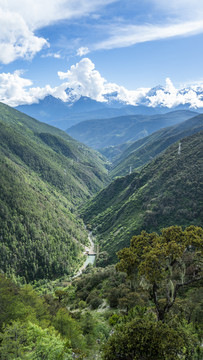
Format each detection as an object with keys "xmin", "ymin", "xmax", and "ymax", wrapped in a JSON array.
[{"xmin": 15, "ymin": 83, "xmax": 203, "ymax": 130}]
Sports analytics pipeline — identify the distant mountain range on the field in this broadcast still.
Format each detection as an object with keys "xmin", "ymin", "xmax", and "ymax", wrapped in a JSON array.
[
  {"xmin": 15, "ymin": 84, "xmax": 203, "ymax": 130},
  {"xmin": 16, "ymin": 95, "xmax": 162, "ymax": 130},
  {"xmin": 67, "ymin": 110, "xmax": 198, "ymax": 149}
]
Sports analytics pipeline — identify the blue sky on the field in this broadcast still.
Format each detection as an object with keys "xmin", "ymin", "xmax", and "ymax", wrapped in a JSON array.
[{"xmin": 0, "ymin": 0, "xmax": 203, "ymax": 107}]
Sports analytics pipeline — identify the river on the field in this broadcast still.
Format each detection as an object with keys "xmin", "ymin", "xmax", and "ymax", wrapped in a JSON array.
[{"xmin": 73, "ymin": 232, "xmax": 96, "ymax": 278}]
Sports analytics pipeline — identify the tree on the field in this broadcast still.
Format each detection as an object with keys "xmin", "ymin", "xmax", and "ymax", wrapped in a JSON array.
[
  {"xmin": 117, "ymin": 226, "xmax": 203, "ymax": 322},
  {"xmin": 103, "ymin": 310, "xmax": 198, "ymax": 360},
  {"xmin": 0, "ymin": 321, "xmax": 73, "ymax": 360},
  {"xmin": 53, "ymin": 308, "xmax": 86, "ymax": 351}
]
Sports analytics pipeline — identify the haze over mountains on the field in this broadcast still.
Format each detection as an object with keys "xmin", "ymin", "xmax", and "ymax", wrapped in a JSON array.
[
  {"xmin": 110, "ymin": 113, "xmax": 203, "ymax": 177},
  {"xmin": 67, "ymin": 110, "xmax": 197, "ymax": 150},
  {"xmin": 15, "ymin": 82, "xmax": 203, "ymax": 130},
  {"xmin": 16, "ymin": 94, "xmax": 163, "ymax": 130}
]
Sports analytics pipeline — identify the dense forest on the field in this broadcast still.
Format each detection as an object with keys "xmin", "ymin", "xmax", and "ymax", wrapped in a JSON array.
[
  {"xmin": 0, "ymin": 225, "xmax": 202, "ymax": 359},
  {"xmin": 83, "ymin": 131, "xmax": 203, "ymax": 263},
  {"xmin": 0, "ymin": 104, "xmax": 108, "ymax": 281},
  {"xmin": 110, "ymin": 113, "xmax": 203, "ymax": 177},
  {"xmin": 0, "ymin": 103, "xmax": 202, "ymax": 359}
]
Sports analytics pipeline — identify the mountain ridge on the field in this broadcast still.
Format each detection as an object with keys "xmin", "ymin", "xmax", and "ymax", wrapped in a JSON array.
[
  {"xmin": 14, "ymin": 84, "xmax": 203, "ymax": 130},
  {"xmin": 83, "ymin": 130, "xmax": 203, "ymax": 263},
  {"xmin": 0, "ymin": 102, "xmax": 108, "ymax": 281},
  {"xmin": 67, "ymin": 110, "xmax": 198, "ymax": 149},
  {"xmin": 110, "ymin": 113, "xmax": 203, "ymax": 177}
]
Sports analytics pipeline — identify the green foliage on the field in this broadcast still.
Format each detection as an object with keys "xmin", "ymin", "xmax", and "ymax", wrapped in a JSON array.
[
  {"xmin": 0, "ymin": 321, "xmax": 72, "ymax": 360},
  {"xmin": 0, "ymin": 274, "xmax": 49, "ymax": 331},
  {"xmin": 0, "ymin": 103, "xmax": 108, "ymax": 281},
  {"xmin": 83, "ymin": 131, "xmax": 203, "ymax": 262},
  {"xmin": 88, "ymin": 295, "xmax": 103, "ymax": 309},
  {"xmin": 117, "ymin": 226, "xmax": 203, "ymax": 321},
  {"xmin": 54, "ymin": 308, "xmax": 86, "ymax": 351},
  {"xmin": 72, "ymin": 266, "xmax": 129, "ymax": 310},
  {"xmin": 68, "ymin": 110, "xmax": 197, "ymax": 149},
  {"xmin": 110, "ymin": 113, "xmax": 203, "ymax": 177},
  {"xmin": 102, "ymin": 311, "xmax": 199, "ymax": 360}
]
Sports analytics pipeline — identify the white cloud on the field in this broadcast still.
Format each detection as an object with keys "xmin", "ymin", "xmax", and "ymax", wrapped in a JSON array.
[
  {"xmin": 0, "ymin": 71, "xmax": 54, "ymax": 106},
  {"xmin": 0, "ymin": 0, "xmax": 117, "ymax": 63},
  {"xmin": 58, "ymin": 58, "xmax": 108, "ymax": 101},
  {"xmin": 147, "ymin": 78, "xmax": 203, "ymax": 108},
  {"xmin": 0, "ymin": 70, "xmax": 70, "ymax": 106},
  {"xmin": 76, "ymin": 47, "xmax": 89, "ymax": 56},
  {"xmin": 1, "ymin": 0, "xmax": 203, "ymax": 63},
  {"xmin": 41, "ymin": 52, "xmax": 61, "ymax": 59},
  {"xmin": 94, "ymin": 20, "xmax": 203, "ymax": 51},
  {"xmin": 3, "ymin": 0, "xmax": 118, "ymax": 30},
  {"xmin": 57, "ymin": 58, "xmax": 151, "ymax": 104},
  {"xmin": 1, "ymin": 59, "xmax": 203, "ymax": 109},
  {"xmin": 88, "ymin": 0, "xmax": 203, "ymax": 52},
  {"xmin": 0, "ymin": 58, "xmax": 149, "ymax": 106},
  {"xmin": 0, "ymin": 8, "xmax": 48, "ymax": 64},
  {"xmin": 57, "ymin": 58, "xmax": 149, "ymax": 104},
  {"xmin": 147, "ymin": 0, "xmax": 203, "ymax": 19}
]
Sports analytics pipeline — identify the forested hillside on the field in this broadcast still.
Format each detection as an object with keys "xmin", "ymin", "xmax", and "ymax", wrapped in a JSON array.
[
  {"xmin": 0, "ymin": 103, "xmax": 108, "ymax": 281},
  {"xmin": 110, "ymin": 113, "xmax": 203, "ymax": 177},
  {"xmin": 67, "ymin": 110, "xmax": 197, "ymax": 149},
  {"xmin": 83, "ymin": 131, "xmax": 203, "ymax": 263}
]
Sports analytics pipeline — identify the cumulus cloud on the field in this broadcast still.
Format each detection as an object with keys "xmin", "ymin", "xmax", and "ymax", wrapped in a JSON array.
[
  {"xmin": 0, "ymin": 58, "xmax": 150, "ymax": 106},
  {"xmin": 0, "ymin": 8, "xmax": 48, "ymax": 64},
  {"xmin": 147, "ymin": 78, "xmax": 203, "ymax": 108},
  {"xmin": 1, "ymin": 59, "xmax": 203, "ymax": 109},
  {"xmin": 58, "ymin": 58, "xmax": 108, "ymax": 101},
  {"xmin": 0, "ymin": 0, "xmax": 117, "ymax": 63},
  {"xmin": 0, "ymin": 70, "xmax": 71, "ymax": 106},
  {"xmin": 57, "ymin": 58, "xmax": 150, "ymax": 104},
  {"xmin": 0, "ymin": 71, "xmax": 54, "ymax": 106}
]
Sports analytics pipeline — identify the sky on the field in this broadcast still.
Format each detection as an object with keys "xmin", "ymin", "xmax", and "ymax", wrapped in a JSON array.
[{"xmin": 0, "ymin": 0, "xmax": 203, "ymax": 107}]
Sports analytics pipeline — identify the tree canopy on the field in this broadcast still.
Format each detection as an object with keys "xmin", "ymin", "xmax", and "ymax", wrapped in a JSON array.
[{"xmin": 117, "ymin": 226, "xmax": 203, "ymax": 321}]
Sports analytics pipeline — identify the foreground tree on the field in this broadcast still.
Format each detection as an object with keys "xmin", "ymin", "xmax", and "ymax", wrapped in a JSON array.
[
  {"xmin": 103, "ymin": 308, "xmax": 199, "ymax": 360},
  {"xmin": 117, "ymin": 226, "xmax": 203, "ymax": 322},
  {"xmin": 103, "ymin": 226, "xmax": 203, "ymax": 360},
  {"xmin": 0, "ymin": 321, "xmax": 73, "ymax": 360}
]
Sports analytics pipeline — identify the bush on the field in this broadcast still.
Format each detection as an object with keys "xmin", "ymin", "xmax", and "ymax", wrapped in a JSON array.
[{"xmin": 89, "ymin": 297, "xmax": 103, "ymax": 310}]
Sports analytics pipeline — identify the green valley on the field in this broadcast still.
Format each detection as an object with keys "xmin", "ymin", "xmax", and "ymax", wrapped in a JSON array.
[
  {"xmin": 83, "ymin": 131, "xmax": 203, "ymax": 263},
  {"xmin": 0, "ymin": 102, "xmax": 202, "ymax": 360},
  {"xmin": 67, "ymin": 110, "xmax": 197, "ymax": 149},
  {"xmin": 1, "ymin": 3, "xmax": 203, "ymax": 358},
  {"xmin": 0, "ymin": 103, "xmax": 108, "ymax": 281}
]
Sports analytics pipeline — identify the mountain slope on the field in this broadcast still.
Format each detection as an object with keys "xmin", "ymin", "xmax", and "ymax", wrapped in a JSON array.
[
  {"xmin": 15, "ymin": 96, "xmax": 162, "ymax": 130},
  {"xmin": 67, "ymin": 110, "xmax": 197, "ymax": 149},
  {"xmin": 83, "ymin": 131, "xmax": 203, "ymax": 263},
  {"xmin": 110, "ymin": 114, "xmax": 203, "ymax": 177},
  {"xmin": 0, "ymin": 102, "xmax": 108, "ymax": 200},
  {"xmin": 16, "ymin": 95, "xmax": 109, "ymax": 130},
  {"xmin": 0, "ymin": 103, "xmax": 108, "ymax": 281}
]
